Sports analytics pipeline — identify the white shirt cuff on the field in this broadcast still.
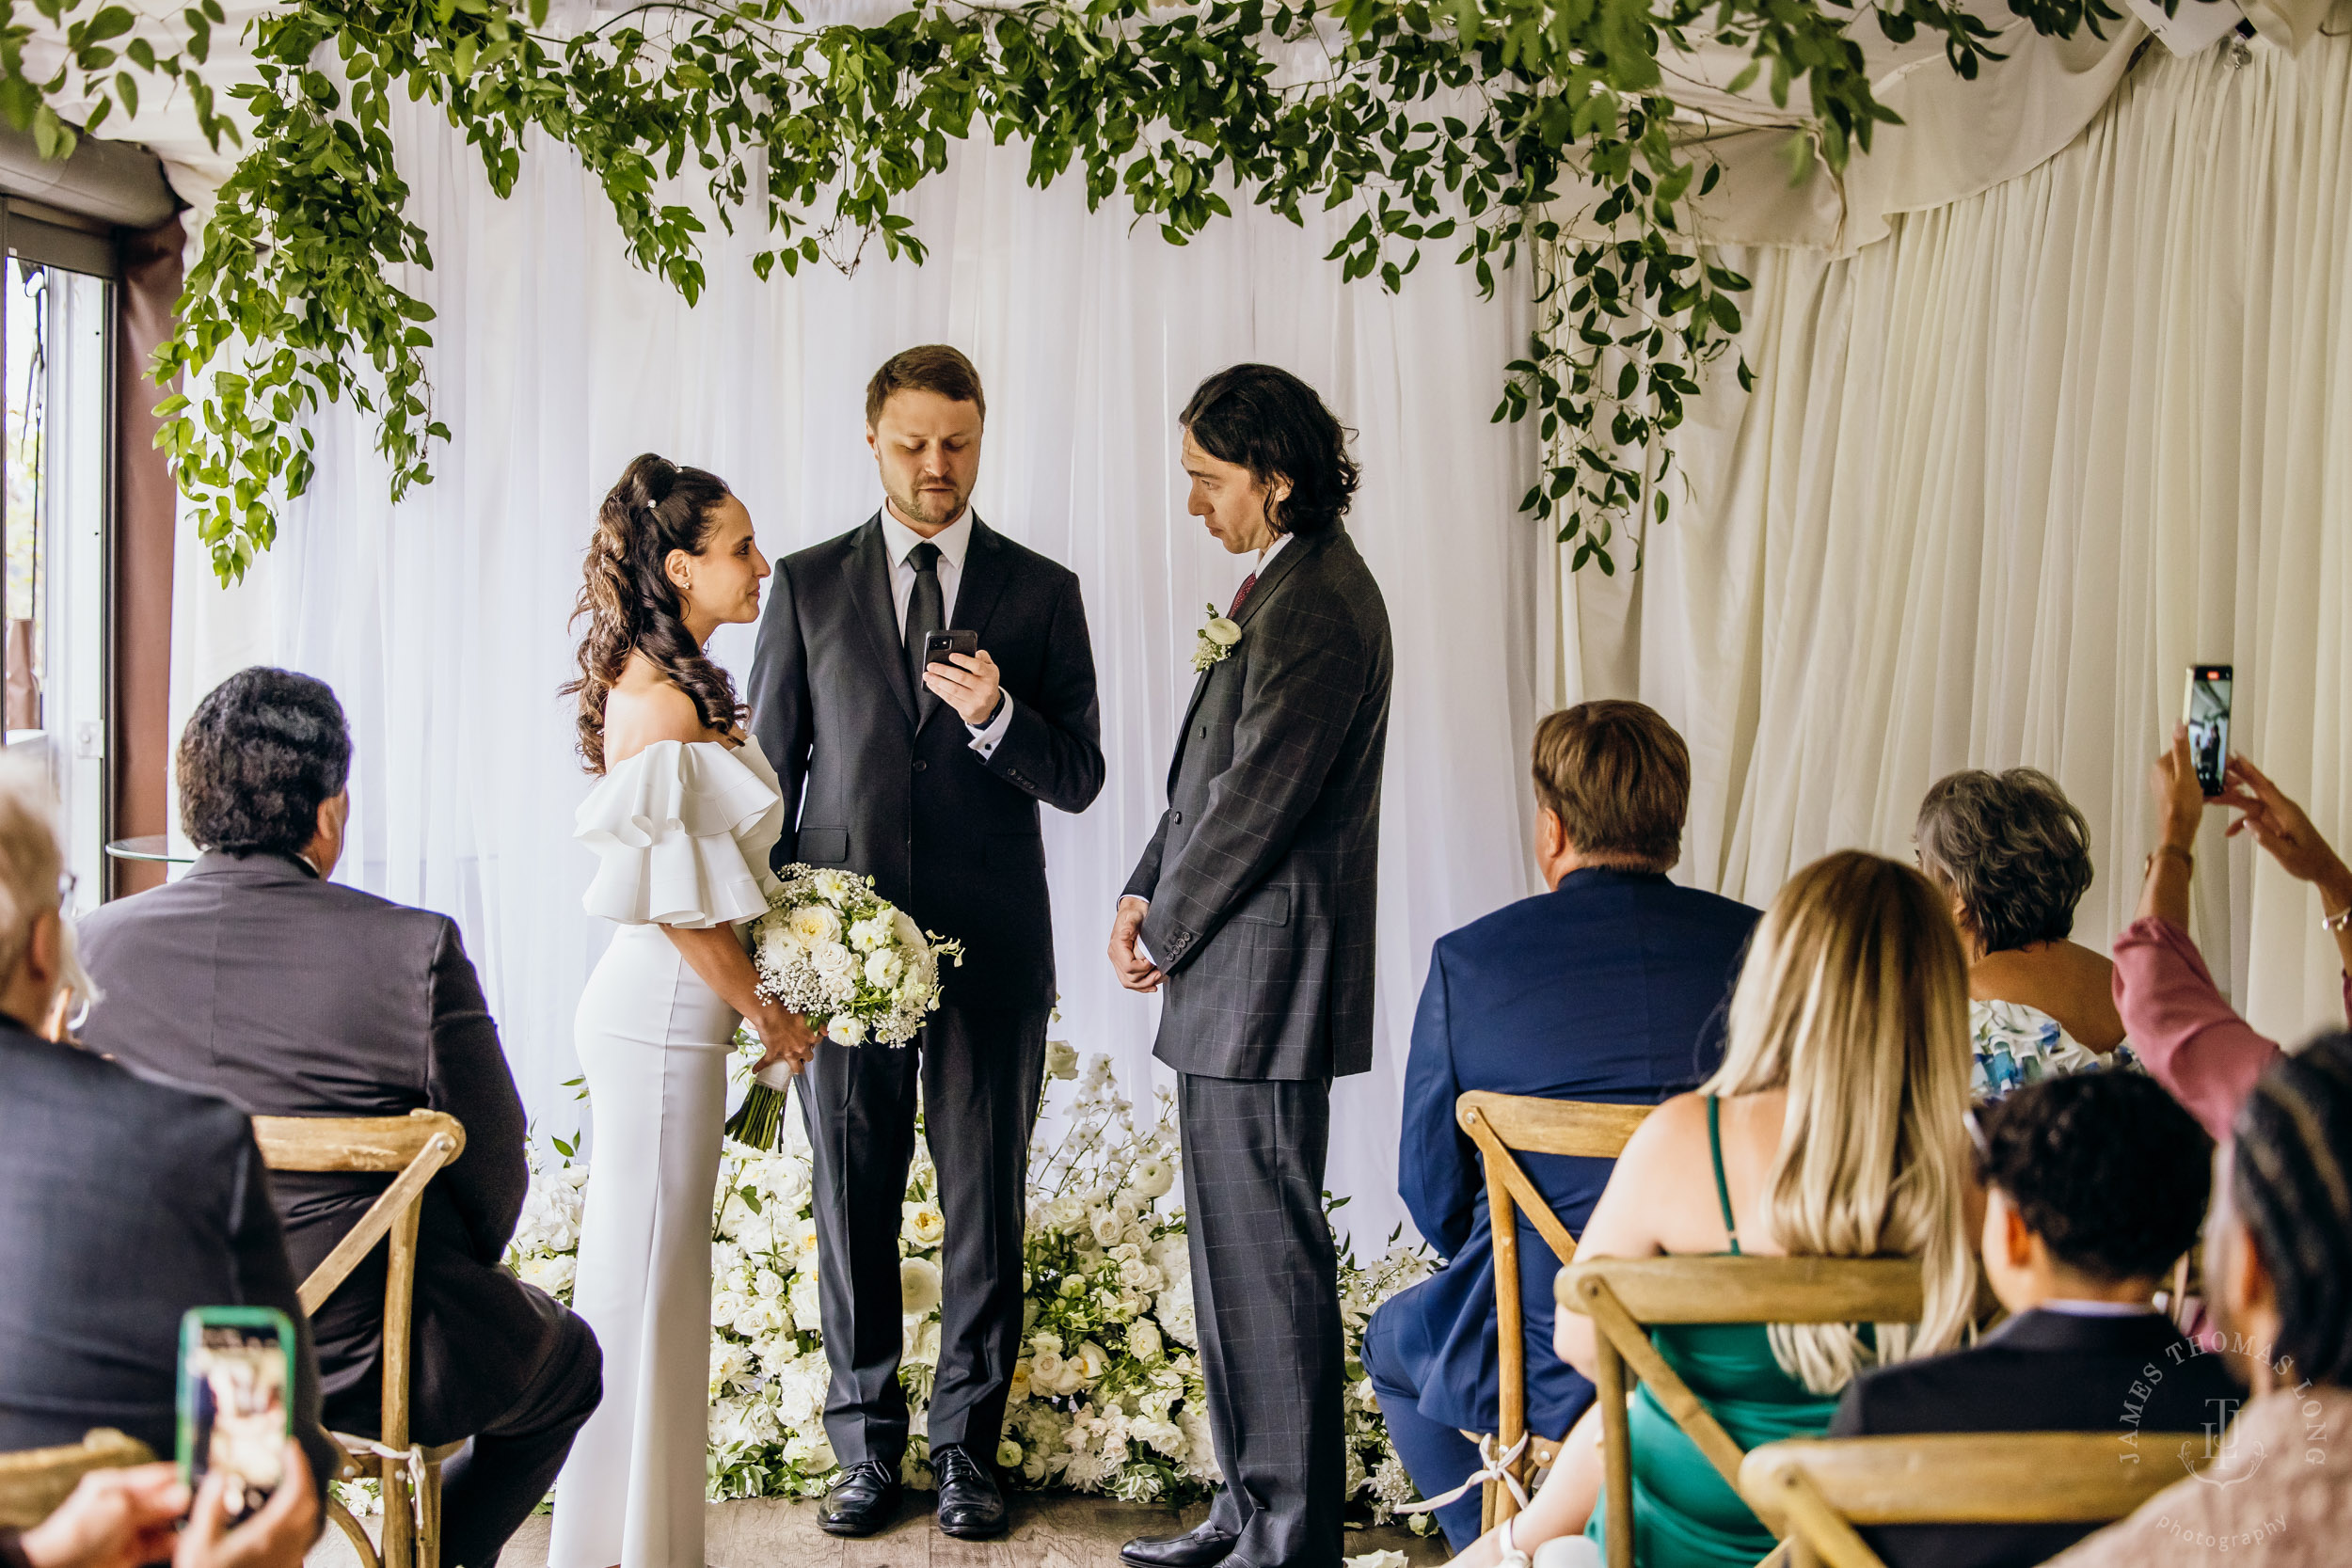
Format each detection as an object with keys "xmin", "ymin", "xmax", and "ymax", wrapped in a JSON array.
[{"xmin": 966, "ymin": 692, "xmax": 1016, "ymax": 757}]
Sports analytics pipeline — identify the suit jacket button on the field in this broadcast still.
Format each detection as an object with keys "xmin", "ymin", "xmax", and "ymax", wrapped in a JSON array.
[
  {"xmin": 913, "ymin": 759, "xmax": 928, "ymax": 773},
  {"xmin": 1197, "ymin": 724, "xmax": 1207, "ymax": 738},
  {"xmin": 1171, "ymin": 811, "xmax": 1183, "ymax": 825}
]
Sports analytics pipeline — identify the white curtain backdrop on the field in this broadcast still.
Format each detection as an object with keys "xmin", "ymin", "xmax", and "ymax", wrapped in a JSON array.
[
  {"xmin": 166, "ymin": 97, "xmax": 1545, "ymax": 1244},
  {"xmin": 1558, "ymin": 29, "xmax": 2352, "ymax": 1046}
]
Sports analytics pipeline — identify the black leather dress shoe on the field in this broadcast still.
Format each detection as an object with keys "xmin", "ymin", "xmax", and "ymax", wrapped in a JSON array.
[
  {"xmin": 819, "ymin": 1459, "xmax": 901, "ymax": 1538},
  {"xmin": 932, "ymin": 1444, "xmax": 1009, "ymax": 1539},
  {"xmin": 1119, "ymin": 1521, "xmax": 1238, "ymax": 1568}
]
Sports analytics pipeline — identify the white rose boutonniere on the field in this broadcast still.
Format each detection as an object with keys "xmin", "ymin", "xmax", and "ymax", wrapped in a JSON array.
[{"xmin": 1191, "ymin": 602, "xmax": 1243, "ymax": 673}]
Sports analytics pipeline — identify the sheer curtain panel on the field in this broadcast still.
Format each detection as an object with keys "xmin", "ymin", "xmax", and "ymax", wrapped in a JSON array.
[{"xmin": 1558, "ymin": 31, "xmax": 2352, "ymax": 1045}]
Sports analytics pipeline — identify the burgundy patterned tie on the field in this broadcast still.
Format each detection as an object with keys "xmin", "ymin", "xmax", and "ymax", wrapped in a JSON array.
[{"xmin": 1227, "ymin": 572, "xmax": 1258, "ymax": 619}]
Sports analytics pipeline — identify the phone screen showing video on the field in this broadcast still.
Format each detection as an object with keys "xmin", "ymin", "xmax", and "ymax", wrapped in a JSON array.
[
  {"xmin": 2185, "ymin": 665, "xmax": 2233, "ymax": 798},
  {"xmin": 181, "ymin": 1311, "xmax": 292, "ymax": 1525}
]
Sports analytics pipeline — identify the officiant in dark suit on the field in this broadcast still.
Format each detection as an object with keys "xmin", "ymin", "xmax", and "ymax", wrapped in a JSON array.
[
  {"xmin": 749, "ymin": 344, "xmax": 1104, "ymax": 1542},
  {"xmin": 1111, "ymin": 364, "xmax": 1393, "ymax": 1568}
]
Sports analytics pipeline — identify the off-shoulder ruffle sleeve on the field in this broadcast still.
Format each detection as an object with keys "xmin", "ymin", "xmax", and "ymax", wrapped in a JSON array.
[{"xmin": 577, "ymin": 739, "xmax": 780, "ymax": 927}]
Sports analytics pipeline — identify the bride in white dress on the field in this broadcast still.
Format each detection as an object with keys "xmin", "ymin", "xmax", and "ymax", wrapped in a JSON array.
[{"xmin": 550, "ymin": 454, "xmax": 818, "ymax": 1568}]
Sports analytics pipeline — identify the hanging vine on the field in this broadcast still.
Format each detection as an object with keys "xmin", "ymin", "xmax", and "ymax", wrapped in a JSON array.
[{"xmin": 3, "ymin": 0, "xmax": 2117, "ymax": 581}]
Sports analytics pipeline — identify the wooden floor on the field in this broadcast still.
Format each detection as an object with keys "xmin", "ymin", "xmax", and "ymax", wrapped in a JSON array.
[{"xmin": 309, "ymin": 1494, "xmax": 1448, "ymax": 1568}]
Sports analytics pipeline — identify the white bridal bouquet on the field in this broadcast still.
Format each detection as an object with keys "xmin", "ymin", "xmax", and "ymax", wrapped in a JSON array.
[{"xmin": 723, "ymin": 863, "xmax": 965, "ymax": 1148}]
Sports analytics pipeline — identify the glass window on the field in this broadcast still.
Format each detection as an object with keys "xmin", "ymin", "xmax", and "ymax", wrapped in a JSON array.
[{"xmin": 4, "ymin": 259, "xmax": 112, "ymax": 918}]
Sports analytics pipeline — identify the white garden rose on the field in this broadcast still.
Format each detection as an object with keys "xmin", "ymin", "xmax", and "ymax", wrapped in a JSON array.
[
  {"xmin": 810, "ymin": 941, "xmax": 856, "ymax": 981},
  {"xmin": 903, "ymin": 1315, "xmax": 942, "ymax": 1369},
  {"xmin": 785, "ymin": 1216, "xmax": 820, "ymax": 1275},
  {"xmin": 755, "ymin": 923, "xmax": 803, "ymax": 974},
  {"xmin": 711, "ymin": 1289, "xmax": 748, "ymax": 1329},
  {"xmin": 1156, "ymin": 1275, "xmax": 1199, "ymax": 1349},
  {"xmin": 709, "ymin": 1341, "xmax": 750, "ymax": 1397},
  {"xmin": 900, "ymin": 1256, "xmax": 944, "ymax": 1317},
  {"xmin": 1126, "ymin": 1320, "xmax": 1164, "ymax": 1362},
  {"xmin": 786, "ymin": 904, "xmax": 843, "ymax": 947},
  {"xmin": 1089, "ymin": 1211, "xmax": 1125, "ymax": 1249},
  {"xmin": 519, "ymin": 1253, "xmax": 574, "ymax": 1297},
  {"xmin": 1031, "ymin": 1347, "xmax": 1068, "ymax": 1388},
  {"xmin": 1126, "ymin": 1156, "xmax": 1176, "ymax": 1201},
  {"xmin": 787, "ymin": 1271, "xmax": 822, "ymax": 1333},
  {"xmin": 864, "ymin": 947, "xmax": 904, "ymax": 989},
  {"xmin": 1117, "ymin": 1257, "xmax": 1163, "ymax": 1293},
  {"xmin": 1045, "ymin": 1039, "xmax": 1080, "ymax": 1080},
  {"xmin": 902, "ymin": 1199, "xmax": 946, "ymax": 1250}
]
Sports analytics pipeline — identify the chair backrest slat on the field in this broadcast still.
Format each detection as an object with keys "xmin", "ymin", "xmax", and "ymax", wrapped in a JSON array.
[
  {"xmin": 0, "ymin": 1430, "xmax": 155, "ymax": 1529},
  {"xmin": 1563, "ymin": 1255, "xmax": 1925, "ymax": 1325},
  {"xmin": 1743, "ymin": 1432, "xmax": 2212, "ymax": 1527},
  {"xmin": 251, "ymin": 1113, "xmax": 466, "ymax": 1174},
  {"xmin": 1455, "ymin": 1092, "xmax": 1653, "ymax": 1534}
]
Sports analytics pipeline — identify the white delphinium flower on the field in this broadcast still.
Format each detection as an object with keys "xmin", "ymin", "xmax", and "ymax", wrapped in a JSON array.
[{"xmin": 900, "ymin": 1257, "xmax": 944, "ymax": 1317}]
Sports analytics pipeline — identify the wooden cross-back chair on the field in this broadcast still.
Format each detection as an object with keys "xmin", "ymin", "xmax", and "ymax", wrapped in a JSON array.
[
  {"xmin": 1454, "ymin": 1091, "xmax": 1654, "ymax": 1529},
  {"xmin": 1740, "ymin": 1431, "xmax": 2214, "ymax": 1568},
  {"xmin": 251, "ymin": 1110, "xmax": 466, "ymax": 1568},
  {"xmin": 1558, "ymin": 1255, "xmax": 1925, "ymax": 1568},
  {"xmin": 0, "ymin": 1430, "xmax": 156, "ymax": 1530}
]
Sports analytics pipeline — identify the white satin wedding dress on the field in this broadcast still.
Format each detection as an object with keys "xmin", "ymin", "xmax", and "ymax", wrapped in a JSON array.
[{"xmin": 549, "ymin": 737, "xmax": 785, "ymax": 1568}]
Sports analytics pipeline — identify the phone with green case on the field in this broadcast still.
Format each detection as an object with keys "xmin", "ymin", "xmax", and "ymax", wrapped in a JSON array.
[{"xmin": 177, "ymin": 1307, "xmax": 295, "ymax": 1526}]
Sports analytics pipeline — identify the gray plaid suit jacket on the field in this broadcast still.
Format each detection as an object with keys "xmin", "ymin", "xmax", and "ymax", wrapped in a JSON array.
[{"xmin": 1123, "ymin": 525, "xmax": 1392, "ymax": 1081}]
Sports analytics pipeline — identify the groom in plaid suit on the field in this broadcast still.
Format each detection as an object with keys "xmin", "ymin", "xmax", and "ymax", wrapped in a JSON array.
[{"xmin": 1111, "ymin": 364, "xmax": 1393, "ymax": 1568}]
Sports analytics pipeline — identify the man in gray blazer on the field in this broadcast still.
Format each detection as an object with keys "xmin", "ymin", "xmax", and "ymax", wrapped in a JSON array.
[
  {"xmin": 1112, "ymin": 365, "xmax": 1393, "ymax": 1568},
  {"xmin": 77, "ymin": 669, "xmax": 601, "ymax": 1568}
]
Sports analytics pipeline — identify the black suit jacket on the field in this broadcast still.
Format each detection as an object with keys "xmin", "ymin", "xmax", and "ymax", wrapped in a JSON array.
[
  {"xmin": 1829, "ymin": 1307, "xmax": 2242, "ymax": 1568},
  {"xmin": 77, "ymin": 853, "xmax": 554, "ymax": 1447},
  {"xmin": 0, "ymin": 1018, "xmax": 337, "ymax": 1489},
  {"xmin": 1123, "ymin": 527, "xmax": 1392, "ymax": 1080},
  {"xmin": 749, "ymin": 513, "xmax": 1104, "ymax": 1010}
]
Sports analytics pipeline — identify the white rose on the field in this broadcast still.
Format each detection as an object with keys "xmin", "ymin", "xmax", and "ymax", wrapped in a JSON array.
[
  {"xmin": 830, "ymin": 1014, "xmax": 868, "ymax": 1046},
  {"xmin": 900, "ymin": 1256, "xmax": 944, "ymax": 1317},
  {"xmin": 786, "ymin": 1217, "xmax": 820, "ymax": 1275},
  {"xmin": 1156, "ymin": 1275, "xmax": 1199, "ymax": 1349},
  {"xmin": 1090, "ymin": 1212, "xmax": 1125, "ymax": 1250},
  {"xmin": 810, "ymin": 941, "xmax": 856, "ymax": 980},
  {"xmin": 1118, "ymin": 1258, "xmax": 1163, "ymax": 1293},
  {"xmin": 1126, "ymin": 1157, "xmax": 1176, "ymax": 1201},
  {"xmin": 892, "ymin": 910, "xmax": 927, "ymax": 949},
  {"xmin": 904, "ymin": 1315, "xmax": 942, "ymax": 1369},
  {"xmin": 711, "ymin": 1289, "xmax": 748, "ymax": 1328},
  {"xmin": 1031, "ymin": 1347, "xmax": 1068, "ymax": 1388},
  {"xmin": 1045, "ymin": 1039, "xmax": 1079, "ymax": 1081},
  {"xmin": 997, "ymin": 1438, "xmax": 1025, "ymax": 1469},
  {"xmin": 1127, "ymin": 1320, "xmax": 1165, "ymax": 1362},
  {"xmin": 788, "ymin": 1271, "xmax": 823, "ymax": 1333},
  {"xmin": 519, "ymin": 1253, "xmax": 574, "ymax": 1297},
  {"xmin": 902, "ymin": 1199, "xmax": 946, "ymax": 1250},
  {"xmin": 864, "ymin": 947, "xmax": 904, "ymax": 989},
  {"xmin": 787, "ymin": 905, "xmax": 843, "ymax": 947},
  {"xmin": 755, "ymin": 922, "xmax": 803, "ymax": 973}
]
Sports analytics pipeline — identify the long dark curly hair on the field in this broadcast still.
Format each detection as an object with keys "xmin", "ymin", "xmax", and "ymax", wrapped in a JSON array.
[{"xmin": 564, "ymin": 452, "xmax": 747, "ymax": 774}]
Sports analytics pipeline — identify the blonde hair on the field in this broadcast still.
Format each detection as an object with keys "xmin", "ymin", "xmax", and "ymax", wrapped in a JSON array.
[
  {"xmin": 0, "ymin": 754, "xmax": 93, "ymax": 1029},
  {"xmin": 1701, "ymin": 849, "xmax": 1977, "ymax": 1393}
]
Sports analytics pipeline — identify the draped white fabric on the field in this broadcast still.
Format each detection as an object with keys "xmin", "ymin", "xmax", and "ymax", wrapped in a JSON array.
[
  {"xmin": 166, "ymin": 98, "xmax": 1544, "ymax": 1242},
  {"xmin": 1559, "ymin": 31, "xmax": 2352, "ymax": 1046}
]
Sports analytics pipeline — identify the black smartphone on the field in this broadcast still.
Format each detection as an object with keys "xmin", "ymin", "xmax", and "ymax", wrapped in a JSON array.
[
  {"xmin": 925, "ymin": 628, "xmax": 978, "ymax": 666},
  {"xmin": 2184, "ymin": 664, "xmax": 2233, "ymax": 798},
  {"xmin": 178, "ymin": 1307, "xmax": 295, "ymax": 1526}
]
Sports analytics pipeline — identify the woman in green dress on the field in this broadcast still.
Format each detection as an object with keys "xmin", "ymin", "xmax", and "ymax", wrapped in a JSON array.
[{"xmin": 1445, "ymin": 850, "xmax": 1981, "ymax": 1568}]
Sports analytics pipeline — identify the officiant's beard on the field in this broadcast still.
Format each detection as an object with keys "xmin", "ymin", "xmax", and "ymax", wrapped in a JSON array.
[{"xmin": 889, "ymin": 478, "xmax": 969, "ymax": 531}]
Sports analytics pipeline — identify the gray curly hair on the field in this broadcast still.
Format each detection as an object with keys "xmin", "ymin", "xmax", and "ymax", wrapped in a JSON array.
[{"xmin": 1914, "ymin": 768, "xmax": 2096, "ymax": 956}]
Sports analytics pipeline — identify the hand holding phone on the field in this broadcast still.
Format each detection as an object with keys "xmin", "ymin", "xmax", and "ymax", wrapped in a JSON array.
[
  {"xmin": 177, "ymin": 1309, "xmax": 294, "ymax": 1528},
  {"xmin": 924, "ymin": 629, "xmax": 978, "ymax": 666}
]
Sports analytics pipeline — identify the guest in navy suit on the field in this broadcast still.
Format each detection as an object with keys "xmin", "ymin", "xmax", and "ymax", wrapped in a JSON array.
[{"xmin": 1362, "ymin": 702, "xmax": 1759, "ymax": 1550}]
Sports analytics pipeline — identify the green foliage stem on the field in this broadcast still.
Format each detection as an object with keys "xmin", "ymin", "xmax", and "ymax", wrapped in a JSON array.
[{"xmin": 1, "ymin": 0, "xmax": 2115, "ymax": 582}]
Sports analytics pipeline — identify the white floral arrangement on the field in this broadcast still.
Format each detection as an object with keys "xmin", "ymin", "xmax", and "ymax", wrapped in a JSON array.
[
  {"xmin": 507, "ymin": 1049, "xmax": 1433, "ymax": 1525},
  {"xmin": 723, "ymin": 863, "xmax": 965, "ymax": 1148}
]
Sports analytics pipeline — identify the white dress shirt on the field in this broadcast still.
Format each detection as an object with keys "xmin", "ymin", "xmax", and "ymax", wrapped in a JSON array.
[{"xmin": 879, "ymin": 506, "xmax": 1016, "ymax": 757}]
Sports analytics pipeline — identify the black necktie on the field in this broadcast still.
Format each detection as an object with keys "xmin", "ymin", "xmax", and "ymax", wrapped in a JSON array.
[{"xmin": 905, "ymin": 541, "xmax": 945, "ymax": 705}]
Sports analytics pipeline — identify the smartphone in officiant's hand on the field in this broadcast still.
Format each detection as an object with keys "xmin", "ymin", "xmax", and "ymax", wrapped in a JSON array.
[
  {"xmin": 925, "ymin": 629, "xmax": 978, "ymax": 666},
  {"xmin": 2184, "ymin": 663, "xmax": 2233, "ymax": 798},
  {"xmin": 177, "ymin": 1307, "xmax": 294, "ymax": 1527}
]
